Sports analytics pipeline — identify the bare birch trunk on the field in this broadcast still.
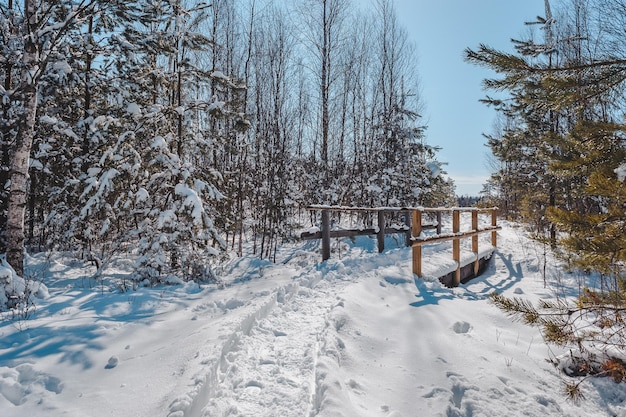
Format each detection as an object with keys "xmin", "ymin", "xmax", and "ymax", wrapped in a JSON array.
[{"xmin": 6, "ymin": 0, "xmax": 38, "ymax": 276}]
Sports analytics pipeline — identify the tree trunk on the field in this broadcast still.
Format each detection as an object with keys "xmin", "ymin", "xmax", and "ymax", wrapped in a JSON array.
[
  {"xmin": 0, "ymin": 0, "xmax": 15, "ymax": 253},
  {"xmin": 320, "ymin": 0, "xmax": 329, "ymax": 169},
  {"xmin": 6, "ymin": 0, "xmax": 39, "ymax": 276}
]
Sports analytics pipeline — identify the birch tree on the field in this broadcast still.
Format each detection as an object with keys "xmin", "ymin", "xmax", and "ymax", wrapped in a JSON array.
[
  {"xmin": 5, "ymin": 0, "xmax": 103, "ymax": 276},
  {"xmin": 295, "ymin": 0, "xmax": 348, "ymax": 177},
  {"xmin": 0, "ymin": 0, "xmax": 18, "ymax": 254}
]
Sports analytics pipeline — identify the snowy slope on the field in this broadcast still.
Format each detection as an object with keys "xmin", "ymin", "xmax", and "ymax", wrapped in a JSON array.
[{"xmin": 1, "ymin": 222, "xmax": 626, "ymax": 417}]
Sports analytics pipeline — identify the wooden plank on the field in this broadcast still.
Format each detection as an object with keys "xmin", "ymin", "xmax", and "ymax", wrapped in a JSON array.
[
  {"xmin": 321, "ymin": 210, "xmax": 330, "ymax": 261},
  {"xmin": 385, "ymin": 226, "xmax": 412, "ymax": 233},
  {"xmin": 439, "ymin": 253, "xmax": 494, "ymax": 287},
  {"xmin": 452, "ymin": 209, "xmax": 461, "ymax": 287},
  {"xmin": 301, "ymin": 226, "xmax": 423, "ymax": 241},
  {"xmin": 306, "ymin": 206, "xmax": 406, "ymax": 213},
  {"xmin": 412, "ymin": 210, "xmax": 423, "ymax": 277},
  {"xmin": 301, "ymin": 229, "xmax": 372, "ymax": 240}
]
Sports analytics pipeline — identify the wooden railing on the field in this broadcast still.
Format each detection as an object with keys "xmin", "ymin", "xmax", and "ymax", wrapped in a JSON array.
[
  {"xmin": 410, "ymin": 207, "xmax": 499, "ymax": 287},
  {"xmin": 302, "ymin": 206, "xmax": 500, "ymax": 286}
]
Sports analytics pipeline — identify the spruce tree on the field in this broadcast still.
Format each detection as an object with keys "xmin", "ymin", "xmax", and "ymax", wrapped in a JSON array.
[{"xmin": 75, "ymin": 0, "xmax": 246, "ymax": 283}]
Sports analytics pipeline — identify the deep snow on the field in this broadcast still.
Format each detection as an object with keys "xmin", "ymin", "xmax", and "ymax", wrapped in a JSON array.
[{"xmin": 1, "ymin": 221, "xmax": 626, "ymax": 417}]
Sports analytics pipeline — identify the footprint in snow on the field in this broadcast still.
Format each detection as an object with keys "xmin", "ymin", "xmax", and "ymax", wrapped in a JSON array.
[
  {"xmin": 0, "ymin": 363, "xmax": 64, "ymax": 406},
  {"xmin": 347, "ymin": 378, "xmax": 363, "ymax": 393},
  {"xmin": 105, "ymin": 356, "xmax": 119, "ymax": 369},
  {"xmin": 452, "ymin": 321, "xmax": 471, "ymax": 334},
  {"xmin": 244, "ymin": 380, "xmax": 264, "ymax": 395},
  {"xmin": 446, "ymin": 372, "xmax": 479, "ymax": 414},
  {"xmin": 422, "ymin": 386, "xmax": 448, "ymax": 399},
  {"xmin": 381, "ymin": 405, "xmax": 405, "ymax": 416}
]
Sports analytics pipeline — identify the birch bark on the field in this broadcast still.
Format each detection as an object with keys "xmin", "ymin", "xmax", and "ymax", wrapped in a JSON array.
[{"xmin": 6, "ymin": 0, "xmax": 38, "ymax": 276}]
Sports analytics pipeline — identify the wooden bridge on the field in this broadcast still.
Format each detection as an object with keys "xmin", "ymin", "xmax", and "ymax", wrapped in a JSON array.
[{"xmin": 301, "ymin": 206, "xmax": 500, "ymax": 287}]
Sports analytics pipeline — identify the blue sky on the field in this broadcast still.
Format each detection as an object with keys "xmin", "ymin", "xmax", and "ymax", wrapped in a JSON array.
[{"xmin": 387, "ymin": 0, "xmax": 546, "ymax": 195}]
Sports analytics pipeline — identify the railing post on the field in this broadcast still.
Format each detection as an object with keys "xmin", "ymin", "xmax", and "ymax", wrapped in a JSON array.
[
  {"xmin": 491, "ymin": 209, "xmax": 498, "ymax": 247},
  {"xmin": 377, "ymin": 210, "xmax": 385, "ymax": 253},
  {"xmin": 436, "ymin": 211, "xmax": 442, "ymax": 235},
  {"xmin": 321, "ymin": 209, "xmax": 331, "ymax": 261},
  {"xmin": 472, "ymin": 210, "xmax": 479, "ymax": 276},
  {"xmin": 412, "ymin": 209, "xmax": 423, "ymax": 277},
  {"xmin": 404, "ymin": 211, "xmax": 412, "ymax": 247},
  {"xmin": 452, "ymin": 209, "xmax": 461, "ymax": 287}
]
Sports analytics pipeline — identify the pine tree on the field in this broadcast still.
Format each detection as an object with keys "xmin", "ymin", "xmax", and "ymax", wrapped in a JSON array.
[
  {"xmin": 472, "ymin": 0, "xmax": 626, "ymax": 398},
  {"xmin": 548, "ymin": 120, "xmax": 626, "ymax": 276},
  {"xmin": 491, "ymin": 290, "xmax": 626, "ymax": 401}
]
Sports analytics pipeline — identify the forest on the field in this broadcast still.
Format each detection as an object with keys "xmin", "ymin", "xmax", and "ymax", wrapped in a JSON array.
[
  {"xmin": 0, "ymin": 0, "xmax": 455, "ymax": 290},
  {"xmin": 3, "ymin": 0, "xmax": 626, "ymax": 401},
  {"xmin": 2, "ymin": 0, "xmax": 626, "ymax": 321}
]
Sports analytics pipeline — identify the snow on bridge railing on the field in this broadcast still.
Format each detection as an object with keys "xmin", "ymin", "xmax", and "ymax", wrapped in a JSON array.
[{"xmin": 302, "ymin": 206, "xmax": 501, "ymax": 287}]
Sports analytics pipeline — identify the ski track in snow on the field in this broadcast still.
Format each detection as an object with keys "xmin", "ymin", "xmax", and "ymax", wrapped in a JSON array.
[
  {"xmin": 171, "ymin": 255, "xmax": 349, "ymax": 417},
  {"xmin": 171, "ymin": 245, "xmax": 522, "ymax": 416},
  {"xmin": 196, "ymin": 277, "xmax": 331, "ymax": 416},
  {"xmin": 168, "ymin": 228, "xmax": 622, "ymax": 417},
  {"xmin": 164, "ymin": 247, "xmax": 403, "ymax": 417}
]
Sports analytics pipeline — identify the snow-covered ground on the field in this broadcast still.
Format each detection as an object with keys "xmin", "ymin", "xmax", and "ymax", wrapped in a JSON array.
[{"xmin": 1, "ymin": 221, "xmax": 626, "ymax": 417}]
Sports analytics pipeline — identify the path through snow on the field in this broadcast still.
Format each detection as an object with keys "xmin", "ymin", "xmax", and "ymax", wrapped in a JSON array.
[{"xmin": 2, "ymin": 223, "xmax": 626, "ymax": 416}]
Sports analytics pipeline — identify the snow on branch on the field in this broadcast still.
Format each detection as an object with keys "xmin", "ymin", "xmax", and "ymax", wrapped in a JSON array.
[
  {"xmin": 615, "ymin": 164, "xmax": 626, "ymax": 182},
  {"xmin": 175, "ymin": 184, "xmax": 205, "ymax": 227}
]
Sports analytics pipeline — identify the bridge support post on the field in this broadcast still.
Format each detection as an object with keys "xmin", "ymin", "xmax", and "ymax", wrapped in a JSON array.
[
  {"xmin": 436, "ymin": 211, "xmax": 442, "ymax": 235},
  {"xmin": 404, "ymin": 211, "xmax": 412, "ymax": 247}
]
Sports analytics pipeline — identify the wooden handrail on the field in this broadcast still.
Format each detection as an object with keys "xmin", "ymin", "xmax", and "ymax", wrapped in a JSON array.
[
  {"xmin": 411, "ymin": 226, "xmax": 500, "ymax": 245},
  {"xmin": 302, "ymin": 206, "xmax": 500, "ymax": 287},
  {"xmin": 411, "ymin": 208, "xmax": 499, "ymax": 286},
  {"xmin": 306, "ymin": 205, "xmax": 497, "ymax": 213}
]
